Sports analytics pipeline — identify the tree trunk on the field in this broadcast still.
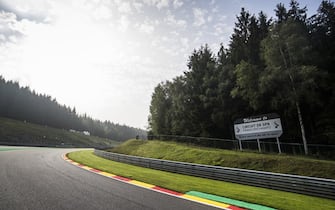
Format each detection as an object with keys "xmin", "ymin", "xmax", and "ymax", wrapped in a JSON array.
[{"xmin": 296, "ymin": 101, "xmax": 308, "ymax": 155}]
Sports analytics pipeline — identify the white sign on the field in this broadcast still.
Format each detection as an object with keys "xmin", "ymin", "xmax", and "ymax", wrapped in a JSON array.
[{"xmin": 234, "ymin": 113, "xmax": 283, "ymax": 140}]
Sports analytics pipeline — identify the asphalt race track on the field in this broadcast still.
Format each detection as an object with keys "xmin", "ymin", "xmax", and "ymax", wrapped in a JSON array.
[{"xmin": 0, "ymin": 147, "xmax": 219, "ymax": 210}]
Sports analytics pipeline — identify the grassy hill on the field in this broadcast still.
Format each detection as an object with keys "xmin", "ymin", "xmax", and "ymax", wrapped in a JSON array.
[
  {"xmin": 109, "ymin": 139, "xmax": 335, "ymax": 179},
  {"xmin": 0, "ymin": 117, "xmax": 119, "ymax": 148}
]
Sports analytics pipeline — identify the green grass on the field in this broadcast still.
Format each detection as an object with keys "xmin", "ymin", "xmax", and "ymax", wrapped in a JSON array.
[
  {"xmin": 108, "ymin": 139, "xmax": 335, "ymax": 179},
  {"xmin": 68, "ymin": 150, "xmax": 335, "ymax": 210},
  {"xmin": 0, "ymin": 117, "xmax": 120, "ymax": 148}
]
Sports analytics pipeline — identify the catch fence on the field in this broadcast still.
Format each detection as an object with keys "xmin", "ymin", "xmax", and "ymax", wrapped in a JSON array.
[{"xmin": 147, "ymin": 135, "xmax": 335, "ymax": 158}]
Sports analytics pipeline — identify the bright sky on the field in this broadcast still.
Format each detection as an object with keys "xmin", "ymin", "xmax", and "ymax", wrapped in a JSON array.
[{"xmin": 0, "ymin": 0, "xmax": 320, "ymax": 129}]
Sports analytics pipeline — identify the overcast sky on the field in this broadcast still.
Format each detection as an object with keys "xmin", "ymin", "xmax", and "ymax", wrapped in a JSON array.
[{"xmin": 0, "ymin": 0, "xmax": 320, "ymax": 129}]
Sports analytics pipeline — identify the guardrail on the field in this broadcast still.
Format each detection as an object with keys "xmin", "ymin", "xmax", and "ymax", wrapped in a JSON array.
[{"xmin": 94, "ymin": 149, "xmax": 335, "ymax": 199}]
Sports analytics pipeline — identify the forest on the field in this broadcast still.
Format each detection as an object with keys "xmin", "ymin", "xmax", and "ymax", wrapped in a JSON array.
[
  {"xmin": 148, "ymin": 0, "xmax": 335, "ymax": 145},
  {"xmin": 0, "ymin": 76, "xmax": 146, "ymax": 141}
]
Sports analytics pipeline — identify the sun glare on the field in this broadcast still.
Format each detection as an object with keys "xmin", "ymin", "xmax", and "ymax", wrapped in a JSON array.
[{"xmin": 18, "ymin": 6, "xmax": 133, "ymax": 107}]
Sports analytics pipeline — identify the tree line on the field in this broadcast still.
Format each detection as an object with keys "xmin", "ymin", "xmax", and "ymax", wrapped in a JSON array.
[
  {"xmin": 148, "ymin": 0, "xmax": 335, "ymax": 145},
  {"xmin": 0, "ymin": 76, "xmax": 146, "ymax": 141}
]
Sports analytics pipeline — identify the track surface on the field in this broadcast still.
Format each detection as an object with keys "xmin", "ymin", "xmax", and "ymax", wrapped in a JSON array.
[{"xmin": 0, "ymin": 147, "xmax": 219, "ymax": 210}]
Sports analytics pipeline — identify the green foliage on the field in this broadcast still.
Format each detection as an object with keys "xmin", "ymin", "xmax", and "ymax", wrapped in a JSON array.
[
  {"xmin": 148, "ymin": 83, "xmax": 170, "ymax": 135},
  {"xmin": 261, "ymin": 20, "xmax": 324, "ymax": 109},
  {"xmin": 69, "ymin": 150, "xmax": 335, "ymax": 210},
  {"xmin": 0, "ymin": 76, "xmax": 146, "ymax": 141},
  {"xmin": 231, "ymin": 61, "xmax": 263, "ymax": 110},
  {"xmin": 148, "ymin": 1, "xmax": 335, "ymax": 145},
  {"xmin": 184, "ymin": 45, "xmax": 217, "ymax": 136}
]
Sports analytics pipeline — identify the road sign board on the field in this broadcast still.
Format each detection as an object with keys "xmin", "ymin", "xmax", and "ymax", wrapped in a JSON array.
[{"xmin": 234, "ymin": 113, "xmax": 283, "ymax": 140}]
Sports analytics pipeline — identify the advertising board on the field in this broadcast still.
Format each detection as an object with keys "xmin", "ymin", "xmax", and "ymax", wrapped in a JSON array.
[{"xmin": 234, "ymin": 113, "xmax": 283, "ymax": 141}]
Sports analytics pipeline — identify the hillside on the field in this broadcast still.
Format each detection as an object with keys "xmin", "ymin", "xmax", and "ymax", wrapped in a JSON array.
[
  {"xmin": 109, "ymin": 139, "xmax": 335, "ymax": 179},
  {"xmin": 0, "ymin": 76, "xmax": 146, "ymax": 141},
  {"xmin": 0, "ymin": 117, "xmax": 119, "ymax": 148}
]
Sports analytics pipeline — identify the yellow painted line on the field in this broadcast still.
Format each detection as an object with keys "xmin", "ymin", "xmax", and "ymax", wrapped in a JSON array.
[
  {"xmin": 129, "ymin": 180, "xmax": 155, "ymax": 189},
  {"xmin": 181, "ymin": 194, "xmax": 230, "ymax": 209},
  {"xmin": 100, "ymin": 172, "xmax": 116, "ymax": 177},
  {"xmin": 63, "ymin": 153, "xmax": 231, "ymax": 210},
  {"xmin": 82, "ymin": 166, "xmax": 93, "ymax": 170}
]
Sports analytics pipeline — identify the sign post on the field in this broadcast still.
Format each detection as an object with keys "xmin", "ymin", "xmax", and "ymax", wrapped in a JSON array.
[
  {"xmin": 234, "ymin": 113, "xmax": 283, "ymax": 153},
  {"xmin": 257, "ymin": 139, "xmax": 261, "ymax": 152},
  {"xmin": 276, "ymin": 137, "xmax": 282, "ymax": 154},
  {"xmin": 238, "ymin": 139, "xmax": 243, "ymax": 151}
]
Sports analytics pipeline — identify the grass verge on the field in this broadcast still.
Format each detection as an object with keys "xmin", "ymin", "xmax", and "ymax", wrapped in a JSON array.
[
  {"xmin": 68, "ymin": 150, "xmax": 335, "ymax": 210},
  {"xmin": 109, "ymin": 139, "xmax": 335, "ymax": 179},
  {"xmin": 0, "ymin": 117, "xmax": 119, "ymax": 148}
]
